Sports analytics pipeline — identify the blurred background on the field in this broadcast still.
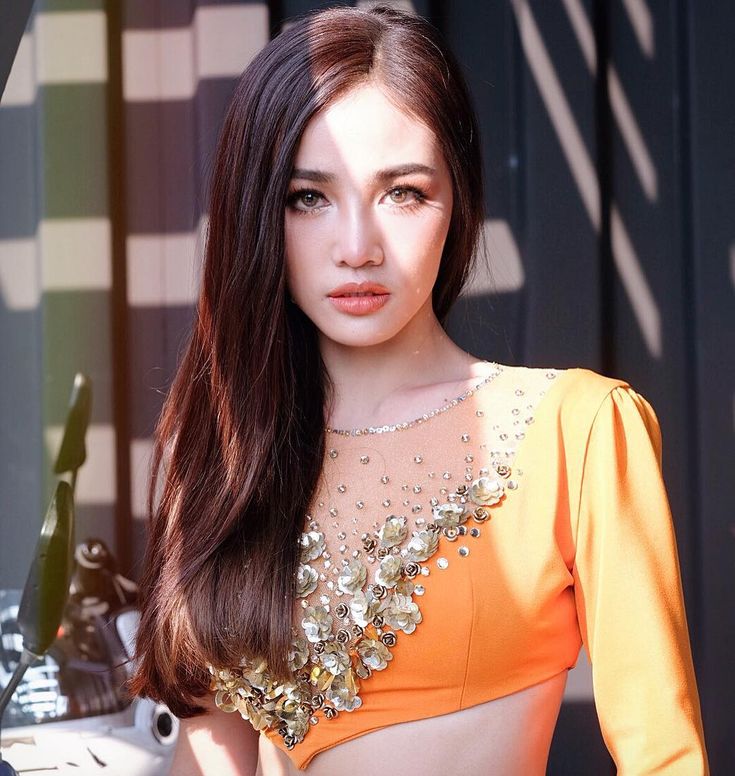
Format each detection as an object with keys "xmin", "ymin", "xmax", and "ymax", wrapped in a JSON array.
[{"xmin": 0, "ymin": 0, "xmax": 732, "ymax": 773}]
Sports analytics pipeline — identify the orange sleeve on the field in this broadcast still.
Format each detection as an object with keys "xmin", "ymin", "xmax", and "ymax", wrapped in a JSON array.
[{"xmin": 572, "ymin": 385, "xmax": 709, "ymax": 774}]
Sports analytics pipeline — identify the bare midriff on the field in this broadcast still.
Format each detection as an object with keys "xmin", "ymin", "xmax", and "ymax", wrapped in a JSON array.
[{"xmin": 255, "ymin": 669, "xmax": 568, "ymax": 776}]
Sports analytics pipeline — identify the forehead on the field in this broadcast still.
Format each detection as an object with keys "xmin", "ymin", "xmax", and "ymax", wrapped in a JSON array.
[{"xmin": 294, "ymin": 83, "xmax": 440, "ymax": 171}]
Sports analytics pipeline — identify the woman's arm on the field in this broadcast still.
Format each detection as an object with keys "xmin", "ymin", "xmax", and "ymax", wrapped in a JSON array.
[
  {"xmin": 572, "ymin": 384, "xmax": 709, "ymax": 774},
  {"xmin": 169, "ymin": 693, "xmax": 260, "ymax": 776}
]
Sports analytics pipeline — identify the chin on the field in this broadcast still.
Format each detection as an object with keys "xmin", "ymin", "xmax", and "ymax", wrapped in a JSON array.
[{"xmin": 315, "ymin": 316, "xmax": 409, "ymax": 349}]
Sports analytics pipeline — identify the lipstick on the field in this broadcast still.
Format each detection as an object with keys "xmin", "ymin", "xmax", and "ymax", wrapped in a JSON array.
[{"xmin": 327, "ymin": 282, "xmax": 390, "ymax": 316}]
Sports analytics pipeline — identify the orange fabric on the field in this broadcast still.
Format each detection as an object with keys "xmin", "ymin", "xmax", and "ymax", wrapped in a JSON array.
[{"xmin": 227, "ymin": 366, "xmax": 708, "ymax": 772}]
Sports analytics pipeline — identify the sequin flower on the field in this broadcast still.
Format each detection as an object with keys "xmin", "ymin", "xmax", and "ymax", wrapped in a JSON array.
[
  {"xmin": 299, "ymin": 530, "xmax": 326, "ymax": 562},
  {"xmin": 431, "ymin": 502, "xmax": 467, "ymax": 528},
  {"xmin": 296, "ymin": 564, "xmax": 319, "ymax": 598},
  {"xmin": 383, "ymin": 592, "xmax": 422, "ymax": 634},
  {"xmin": 287, "ymin": 636, "xmax": 310, "ymax": 672},
  {"xmin": 375, "ymin": 555, "xmax": 402, "ymax": 587},
  {"xmin": 357, "ymin": 638, "xmax": 393, "ymax": 671},
  {"xmin": 378, "ymin": 514, "xmax": 408, "ymax": 548},
  {"xmin": 469, "ymin": 476, "xmax": 506, "ymax": 506},
  {"xmin": 326, "ymin": 671, "xmax": 362, "ymax": 711},
  {"xmin": 349, "ymin": 588, "xmax": 389, "ymax": 628},
  {"xmin": 301, "ymin": 605, "xmax": 333, "ymax": 643},
  {"xmin": 337, "ymin": 558, "xmax": 367, "ymax": 594},
  {"xmin": 404, "ymin": 528, "xmax": 440, "ymax": 562},
  {"xmin": 319, "ymin": 642, "xmax": 352, "ymax": 676}
]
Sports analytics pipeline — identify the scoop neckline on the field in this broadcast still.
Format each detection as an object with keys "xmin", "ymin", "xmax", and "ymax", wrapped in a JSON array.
[{"xmin": 325, "ymin": 361, "xmax": 506, "ymax": 437}]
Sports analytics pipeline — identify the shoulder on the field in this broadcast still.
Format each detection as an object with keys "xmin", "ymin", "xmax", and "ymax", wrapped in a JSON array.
[
  {"xmin": 496, "ymin": 362, "xmax": 652, "ymax": 440},
  {"xmin": 498, "ymin": 362, "xmax": 631, "ymax": 405}
]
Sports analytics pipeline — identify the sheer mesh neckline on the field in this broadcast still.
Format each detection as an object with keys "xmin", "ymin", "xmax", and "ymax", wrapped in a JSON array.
[{"xmin": 326, "ymin": 361, "xmax": 504, "ymax": 437}]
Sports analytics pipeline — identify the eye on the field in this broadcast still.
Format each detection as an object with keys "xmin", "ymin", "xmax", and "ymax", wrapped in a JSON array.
[
  {"xmin": 286, "ymin": 188, "xmax": 325, "ymax": 213},
  {"xmin": 386, "ymin": 186, "xmax": 428, "ymax": 210}
]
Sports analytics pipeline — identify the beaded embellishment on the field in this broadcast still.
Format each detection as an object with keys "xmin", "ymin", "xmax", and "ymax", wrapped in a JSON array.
[{"xmin": 208, "ymin": 366, "xmax": 560, "ymax": 750}]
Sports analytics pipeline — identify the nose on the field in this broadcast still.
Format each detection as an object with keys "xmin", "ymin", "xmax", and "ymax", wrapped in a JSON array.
[{"xmin": 334, "ymin": 204, "xmax": 384, "ymax": 268}]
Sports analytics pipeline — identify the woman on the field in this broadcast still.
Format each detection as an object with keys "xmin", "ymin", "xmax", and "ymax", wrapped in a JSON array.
[{"xmin": 129, "ymin": 5, "xmax": 709, "ymax": 775}]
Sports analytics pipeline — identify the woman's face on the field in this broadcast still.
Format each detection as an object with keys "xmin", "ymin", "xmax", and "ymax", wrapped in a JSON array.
[{"xmin": 284, "ymin": 82, "xmax": 454, "ymax": 348}]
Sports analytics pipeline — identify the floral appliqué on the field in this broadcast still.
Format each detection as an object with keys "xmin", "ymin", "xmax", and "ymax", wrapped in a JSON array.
[{"xmin": 208, "ymin": 463, "xmax": 514, "ymax": 750}]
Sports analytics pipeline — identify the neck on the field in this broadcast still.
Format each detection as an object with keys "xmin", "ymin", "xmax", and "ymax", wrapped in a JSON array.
[{"xmin": 318, "ymin": 298, "xmax": 484, "ymax": 431}]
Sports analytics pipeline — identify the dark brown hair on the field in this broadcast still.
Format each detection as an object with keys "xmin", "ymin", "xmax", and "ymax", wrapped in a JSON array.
[{"xmin": 128, "ymin": 3, "xmax": 486, "ymax": 718}]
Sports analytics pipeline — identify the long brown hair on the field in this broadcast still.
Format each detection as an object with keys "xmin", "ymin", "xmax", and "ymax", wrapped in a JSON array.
[{"xmin": 128, "ymin": 4, "xmax": 486, "ymax": 718}]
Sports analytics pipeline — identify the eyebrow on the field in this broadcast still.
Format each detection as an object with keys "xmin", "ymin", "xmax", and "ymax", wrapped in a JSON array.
[{"xmin": 290, "ymin": 163, "xmax": 437, "ymax": 185}]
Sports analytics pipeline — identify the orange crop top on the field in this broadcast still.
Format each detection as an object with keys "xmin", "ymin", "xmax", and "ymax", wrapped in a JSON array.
[{"xmin": 208, "ymin": 363, "xmax": 709, "ymax": 773}]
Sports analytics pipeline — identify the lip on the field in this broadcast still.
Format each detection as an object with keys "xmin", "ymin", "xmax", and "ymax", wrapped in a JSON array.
[
  {"xmin": 327, "ymin": 281, "xmax": 390, "ymax": 297},
  {"xmin": 327, "ymin": 281, "xmax": 390, "ymax": 316}
]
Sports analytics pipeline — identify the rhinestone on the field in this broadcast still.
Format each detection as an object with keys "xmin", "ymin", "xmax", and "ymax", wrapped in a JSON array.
[
  {"xmin": 319, "ymin": 594, "xmax": 330, "ymax": 605},
  {"xmin": 335, "ymin": 589, "xmax": 344, "ymax": 596},
  {"xmin": 512, "ymin": 408, "xmax": 520, "ymax": 415},
  {"xmin": 525, "ymin": 416, "xmax": 535, "ymax": 424},
  {"xmin": 324, "ymin": 560, "xmax": 332, "ymax": 569},
  {"xmin": 458, "ymin": 525, "xmax": 467, "ymax": 535},
  {"xmin": 428, "ymin": 471, "xmax": 436, "ymax": 478},
  {"xmin": 475, "ymin": 410, "xmax": 484, "ymax": 417},
  {"xmin": 437, "ymin": 557, "xmax": 449, "ymax": 569},
  {"xmin": 326, "ymin": 581, "xmax": 333, "ymax": 589},
  {"xmin": 337, "ymin": 531, "xmax": 346, "ymax": 540},
  {"xmin": 403, "ymin": 499, "xmax": 410, "ymax": 506},
  {"xmin": 329, "ymin": 507, "xmax": 338, "ymax": 517},
  {"xmin": 382, "ymin": 499, "xmax": 391, "ymax": 507},
  {"xmin": 508, "ymin": 480, "xmax": 518, "ymax": 489},
  {"xmin": 458, "ymin": 546, "xmax": 470, "ymax": 557},
  {"xmin": 421, "ymin": 567, "xmax": 430, "ymax": 576},
  {"xmin": 339, "ymin": 544, "xmax": 347, "ymax": 553},
  {"xmin": 337, "ymin": 484, "xmax": 346, "ymax": 493},
  {"xmin": 414, "ymin": 455, "xmax": 424, "ymax": 463},
  {"xmin": 414, "ymin": 585, "xmax": 425, "ymax": 595},
  {"xmin": 470, "ymin": 527, "xmax": 480, "ymax": 537},
  {"xmin": 429, "ymin": 497, "xmax": 439, "ymax": 506},
  {"xmin": 401, "ymin": 484, "xmax": 409, "ymax": 491},
  {"xmin": 411, "ymin": 504, "xmax": 422, "ymax": 513},
  {"xmin": 479, "ymin": 468, "xmax": 489, "ymax": 476},
  {"xmin": 464, "ymin": 454, "xmax": 474, "ymax": 463},
  {"xmin": 515, "ymin": 388, "xmax": 525, "ymax": 396},
  {"xmin": 465, "ymin": 473, "xmax": 473, "ymax": 481},
  {"xmin": 318, "ymin": 501, "xmax": 324, "ymax": 507},
  {"xmin": 329, "ymin": 449, "xmax": 338, "ymax": 459},
  {"xmin": 360, "ymin": 455, "xmax": 370, "ymax": 464},
  {"xmin": 546, "ymin": 371, "xmax": 557, "ymax": 379},
  {"xmin": 499, "ymin": 433, "xmax": 508, "ymax": 440},
  {"xmin": 356, "ymin": 500, "xmax": 365, "ymax": 509},
  {"xmin": 380, "ymin": 475, "xmax": 390, "ymax": 484},
  {"xmin": 442, "ymin": 472, "xmax": 451, "ymax": 479},
  {"xmin": 515, "ymin": 432, "xmax": 526, "ymax": 440},
  {"xmin": 415, "ymin": 517, "xmax": 425, "ymax": 526},
  {"xmin": 440, "ymin": 487, "xmax": 448, "ymax": 495},
  {"xmin": 310, "ymin": 716, "xmax": 319, "ymax": 725},
  {"xmin": 300, "ymin": 599, "xmax": 308, "ymax": 608},
  {"xmin": 352, "ymin": 550, "xmax": 360, "ymax": 558},
  {"xmin": 413, "ymin": 484, "xmax": 422, "ymax": 494},
  {"xmin": 461, "ymin": 433, "xmax": 470, "ymax": 442}
]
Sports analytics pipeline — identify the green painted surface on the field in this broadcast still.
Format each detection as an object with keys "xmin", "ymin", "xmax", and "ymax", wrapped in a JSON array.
[{"xmin": 40, "ymin": 84, "xmax": 109, "ymax": 218}]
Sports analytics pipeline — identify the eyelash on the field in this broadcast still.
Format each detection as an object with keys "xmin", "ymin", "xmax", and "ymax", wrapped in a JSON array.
[{"xmin": 285, "ymin": 185, "xmax": 428, "ymax": 216}]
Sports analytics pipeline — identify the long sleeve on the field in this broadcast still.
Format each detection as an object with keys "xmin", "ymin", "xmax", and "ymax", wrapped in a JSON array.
[{"xmin": 572, "ymin": 385, "xmax": 709, "ymax": 774}]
